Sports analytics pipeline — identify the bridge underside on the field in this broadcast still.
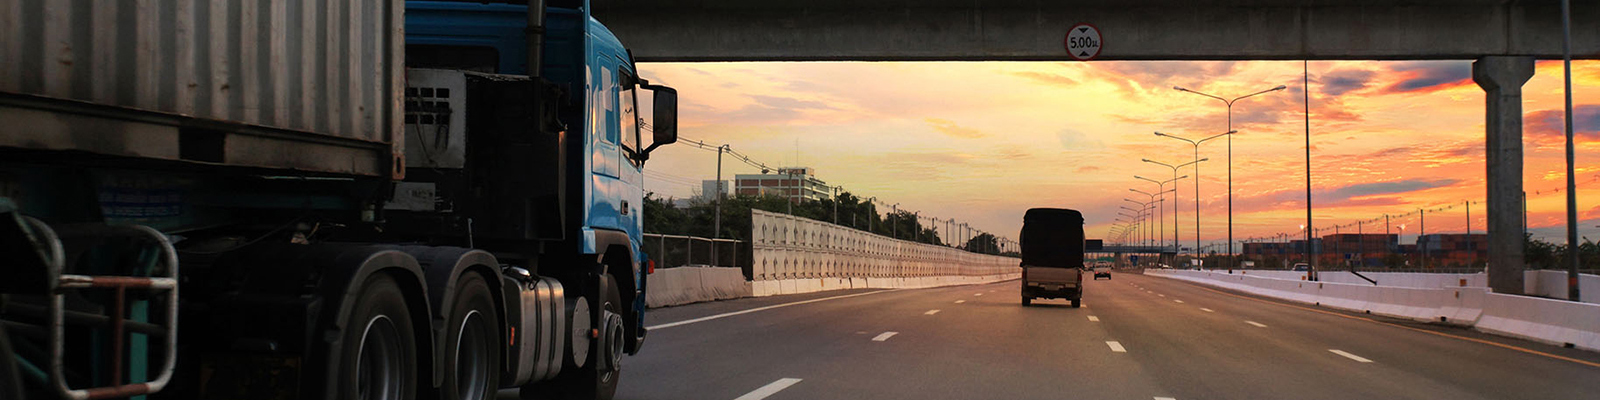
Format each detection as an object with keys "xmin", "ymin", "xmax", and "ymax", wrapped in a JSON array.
[
  {"xmin": 595, "ymin": 0, "xmax": 1571, "ymax": 294},
  {"xmin": 597, "ymin": 0, "xmax": 1599, "ymax": 62}
]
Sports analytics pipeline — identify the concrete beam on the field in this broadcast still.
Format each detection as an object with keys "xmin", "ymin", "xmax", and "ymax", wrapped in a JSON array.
[{"xmin": 596, "ymin": 1, "xmax": 1600, "ymax": 61}]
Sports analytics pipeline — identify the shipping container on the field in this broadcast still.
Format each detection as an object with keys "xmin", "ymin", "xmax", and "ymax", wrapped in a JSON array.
[{"xmin": 0, "ymin": 0, "xmax": 404, "ymax": 177}]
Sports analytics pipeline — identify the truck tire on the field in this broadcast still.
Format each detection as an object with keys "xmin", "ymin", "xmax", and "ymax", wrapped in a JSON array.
[
  {"xmin": 334, "ymin": 274, "xmax": 419, "ymax": 400},
  {"xmin": 1071, "ymin": 298, "xmax": 1082, "ymax": 308},
  {"xmin": 1021, "ymin": 297, "xmax": 1032, "ymax": 306},
  {"xmin": 441, "ymin": 272, "xmax": 500, "ymax": 400},
  {"xmin": 538, "ymin": 276, "xmax": 622, "ymax": 400}
]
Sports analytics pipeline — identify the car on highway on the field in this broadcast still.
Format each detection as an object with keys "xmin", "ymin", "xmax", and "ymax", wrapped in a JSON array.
[
  {"xmin": 1292, "ymin": 262, "xmax": 1312, "ymax": 271},
  {"xmin": 1019, "ymin": 208, "xmax": 1085, "ymax": 307},
  {"xmin": 1092, "ymin": 266, "xmax": 1112, "ymax": 280}
]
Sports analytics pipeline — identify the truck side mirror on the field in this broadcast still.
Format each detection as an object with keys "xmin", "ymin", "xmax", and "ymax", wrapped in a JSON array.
[{"xmin": 641, "ymin": 84, "xmax": 677, "ymax": 156}]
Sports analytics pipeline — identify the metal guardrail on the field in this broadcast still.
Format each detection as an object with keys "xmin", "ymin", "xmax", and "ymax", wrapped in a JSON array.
[{"xmin": 642, "ymin": 233, "xmax": 745, "ymax": 270}]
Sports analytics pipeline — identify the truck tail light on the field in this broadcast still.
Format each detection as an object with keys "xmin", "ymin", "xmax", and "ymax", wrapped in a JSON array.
[{"xmin": 647, "ymin": 260, "xmax": 655, "ymax": 275}]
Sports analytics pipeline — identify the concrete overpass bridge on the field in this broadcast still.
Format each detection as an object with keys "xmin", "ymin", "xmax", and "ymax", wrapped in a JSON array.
[{"xmin": 595, "ymin": 0, "xmax": 1592, "ymax": 295}]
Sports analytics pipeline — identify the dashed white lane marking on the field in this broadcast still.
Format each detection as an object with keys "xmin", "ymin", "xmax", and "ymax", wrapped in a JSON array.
[
  {"xmin": 1245, "ymin": 321, "xmax": 1268, "ymax": 328},
  {"xmin": 872, "ymin": 332, "xmax": 899, "ymax": 342},
  {"xmin": 1200, "ymin": 308, "xmax": 1215, "ymax": 312},
  {"xmin": 955, "ymin": 300, "xmax": 966, "ymax": 304},
  {"xmin": 1154, "ymin": 397, "xmax": 1177, "ymax": 400},
  {"xmin": 733, "ymin": 378, "xmax": 803, "ymax": 400},
  {"xmin": 974, "ymin": 293, "xmax": 984, "ymax": 297},
  {"xmin": 1329, "ymin": 349, "xmax": 1373, "ymax": 363},
  {"xmin": 1173, "ymin": 299, "xmax": 1185, "ymax": 303},
  {"xmin": 1106, "ymin": 341, "xmax": 1127, "ymax": 352},
  {"xmin": 1158, "ymin": 294, "xmax": 1167, "ymax": 297},
  {"xmin": 648, "ymin": 290, "xmax": 893, "ymax": 330},
  {"xmin": 925, "ymin": 309, "xmax": 941, "ymax": 315},
  {"xmin": 1088, "ymin": 316, "xmax": 1100, "ymax": 322}
]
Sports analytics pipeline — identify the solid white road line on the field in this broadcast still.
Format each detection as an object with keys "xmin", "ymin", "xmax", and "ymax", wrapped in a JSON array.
[
  {"xmin": 1173, "ymin": 299, "xmax": 1185, "ymax": 303},
  {"xmin": 1199, "ymin": 308, "xmax": 1215, "ymax": 312},
  {"xmin": 733, "ymin": 378, "xmax": 803, "ymax": 400},
  {"xmin": 1329, "ymin": 349, "xmax": 1374, "ymax": 363},
  {"xmin": 1245, "ymin": 321, "xmax": 1267, "ymax": 328},
  {"xmin": 1088, "ymin": 315, "xmax": 1100, "ymax": 322},
  {"xmin": 1106, "ymin": 341, "xmax": 1127, "ymax": 352},
  {"xmin": 872, "ymin": 331, "xmax": 899, "ymax": 341},
  {"xmin": 955, "ymin": 300, "xmax": 966, "ymax": 304},
  {"xmin": 925, "ymin": 309, "xmax": 941, "ymax": 315},
  {"xmin": 647, "ymin": 290, "xmax": 893, "ymax": 330}
]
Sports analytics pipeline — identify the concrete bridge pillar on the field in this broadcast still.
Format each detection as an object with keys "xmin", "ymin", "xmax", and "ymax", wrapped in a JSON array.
[{"xmin": 1473, "ymin": 56, "xmax": 1534, "ymax": 294}]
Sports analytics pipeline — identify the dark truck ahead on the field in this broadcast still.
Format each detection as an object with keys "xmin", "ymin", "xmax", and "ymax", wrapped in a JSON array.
[{"xmin": 1019, "ymin": 208, "xmax": 1086, "ymax": 307}]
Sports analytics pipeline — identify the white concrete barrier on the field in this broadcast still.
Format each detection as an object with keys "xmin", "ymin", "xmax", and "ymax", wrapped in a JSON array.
[
  {"xmin": 1524, "ymin": 270, "xmax": 1600, "ymax": 303},
  {"xmin": 1148, "ymin": 269, "xmax": 1596, "ymax": 351},
  {"xmin": 1476, "ymin": 292, "xmax": 1600, "ymax": 351},
  {"xmin": 646, "ymin": 266, "xmax": 753, "ymax": 308},
  {"xmin": 748, "ymin": 210, "xmax": 1021, "ymax": 297}
]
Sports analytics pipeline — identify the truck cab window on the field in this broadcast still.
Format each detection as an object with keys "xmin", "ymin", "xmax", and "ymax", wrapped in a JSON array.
[{"xmin": 620, "ymin": 71, "xmax": 640, "ymax": 158}]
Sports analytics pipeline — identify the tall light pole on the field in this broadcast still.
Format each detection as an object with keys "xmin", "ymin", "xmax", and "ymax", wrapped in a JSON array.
[
  {"xmin": 1561, "ymin": 0, "xmax": 1581, "ymax": 301},
  {"xmin": 1143, "ymin": 158, "xmax": 1209, "ymax": 255},
  {"xmin": 1175, "ymin": 85, "xmax": 1288, "ymax": 268},
  {"xmin": 1129, "ymin": 192, "xmax": 1158, "ymax": 250},
  {"xmin": 1118, "ymin": 210, "xmax": 1141, "ymax": 247},
  {"xmin": 1155, "ymin": 130, "xmax": 1235, "ymax": 261},
  {"xmin": 714, "ymin": 144, "xmax": 728, "ymax": 238},
  {"xmin": 1122, "ymin": 199, "xmax": 1153, "ymax": 247},
  {"xmin": 1137, "ymin": 175, "xmax": 1188, "ymax": 252}
]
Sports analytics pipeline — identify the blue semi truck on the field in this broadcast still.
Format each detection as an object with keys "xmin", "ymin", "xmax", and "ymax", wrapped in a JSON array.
[{"xmin": 0, "ymin": 1, "xmax": 671, "ymax": 399}]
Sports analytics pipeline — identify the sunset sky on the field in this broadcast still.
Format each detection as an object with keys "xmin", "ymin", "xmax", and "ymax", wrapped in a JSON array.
[{"xmin": 637, "ymin": 60, "xmax": 1600, "ymax": 250}]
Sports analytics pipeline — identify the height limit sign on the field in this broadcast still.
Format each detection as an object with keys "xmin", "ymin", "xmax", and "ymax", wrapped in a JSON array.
[{"xmin": 1065, "ymin": 23, "xmax": 1101, "ymax": 61}]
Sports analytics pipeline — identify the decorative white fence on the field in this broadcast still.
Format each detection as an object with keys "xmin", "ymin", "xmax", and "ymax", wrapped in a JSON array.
[{"xmin": 749, "ymin": 210, "xmax": 1019, "ymax": 281}]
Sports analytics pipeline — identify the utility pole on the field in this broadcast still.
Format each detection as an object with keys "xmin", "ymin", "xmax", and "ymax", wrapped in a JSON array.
[
  {"xmin": 714, "ymin": 145, "xmax": 726, "ymax": 238},
  {"xmin": 891, "ymin": 203, "xmax": 899, "ymax": 240},
  {"xmin": 832, "ymin": 186, "xmax": 839, "ymax": 225}
]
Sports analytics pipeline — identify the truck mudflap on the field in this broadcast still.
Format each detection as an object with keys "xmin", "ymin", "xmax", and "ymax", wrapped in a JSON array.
[{"xmin": 0, "ymin": 211, "xmax": 179, "ymax": 400}]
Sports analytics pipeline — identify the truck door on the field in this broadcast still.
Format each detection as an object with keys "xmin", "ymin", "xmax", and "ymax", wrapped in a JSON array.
[
  {"xmin": 615, "ymin": 65, "xmax": 645, "ymax": 247},
  {"xmin": 588, "ymin": 62, "xmax": 625, "ymax": 234}
]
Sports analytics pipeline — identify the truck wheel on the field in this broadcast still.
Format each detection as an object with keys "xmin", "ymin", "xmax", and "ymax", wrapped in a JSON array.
[
  {"xmin": 442, "ymin": 273, "xmax": 500, "ymax": 400},
  {"xmin": 536, "ymin": 276, "xmax": 622, "ymax": 400},
  {"xmin": 1021, "ymin": 297, "xmax": 1032, "ymax": 306},
  {"xmin": 336, "ymin": 274, "xmax": 418, "ymax": 400},
  {"xmin": 1071, "ymin": 299, "xmax": 1082, "ymax": 308}
]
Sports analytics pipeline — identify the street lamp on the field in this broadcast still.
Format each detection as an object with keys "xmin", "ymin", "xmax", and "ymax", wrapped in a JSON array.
[
  {"xmin": 1155, "ymin": 130, "xmax": 1235, "ymax": 261},
  {"xmin": 1143, "ymin": 158, "xmax": 1209, "ymax": 256},
  {"xmin": 1122, "ymin": 199, "xmax": 1154, "ymax": 247},
  {"xmin": 1136, "ymin": 175, "xmax": 1188, "ymax": 252},
  {"xmin": 1118, "ymin": 210, "xmax": 1141, "ymax": 246},
  {"xmin": 1175, "ymin": 85, "xmax": 1288, "ymax": 269}
]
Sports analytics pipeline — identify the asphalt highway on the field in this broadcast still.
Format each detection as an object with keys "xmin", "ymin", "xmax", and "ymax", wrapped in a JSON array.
[{"xmin": 548, "ymin": 272, "xmax": 1600, "ymax": 399}]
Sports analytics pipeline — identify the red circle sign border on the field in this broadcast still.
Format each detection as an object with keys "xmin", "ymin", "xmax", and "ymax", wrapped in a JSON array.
[{"xmin": 1064, "ymin": 23, "xmax": 1102, "ymax": 61}]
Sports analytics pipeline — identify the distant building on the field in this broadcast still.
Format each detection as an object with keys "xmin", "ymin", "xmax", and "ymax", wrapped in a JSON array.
[
  {"xmin": 734, "ymin": 167, "xmax": 831, "ymax": 204},
  {"xmin": 700, "ymin": 180, "xmax": 729, "ymax": 201}
]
